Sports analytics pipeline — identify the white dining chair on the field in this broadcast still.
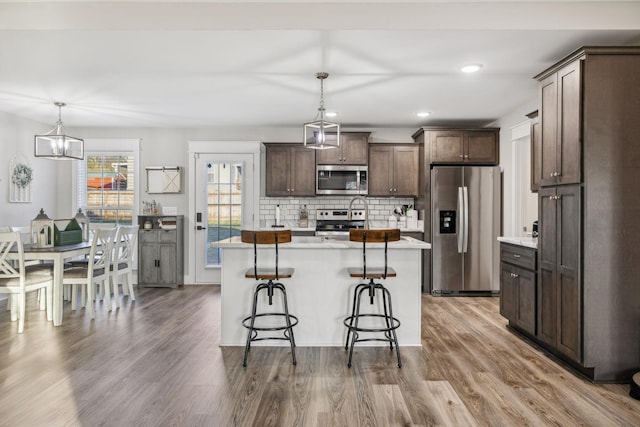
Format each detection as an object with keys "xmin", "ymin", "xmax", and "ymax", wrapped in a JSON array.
[
  {"xmin": 11, "ymin": 225, "xmax": 54, "ymax": 310},
  {"xmin": 63, "ymin": 227, "xmax": 117, "ymax": 318},
  {"xmin": 9, "ymin": 225, "xmax": 32, "ymax": 245},
  {"xmin": 0, "ymin": 231, "xmax": 53, "ymax": 333},
  {"xmin": 109, "ymin": 225, "xmax": 138, "ymax": 308}
]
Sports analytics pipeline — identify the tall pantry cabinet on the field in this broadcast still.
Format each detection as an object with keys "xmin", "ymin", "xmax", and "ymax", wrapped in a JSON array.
[{"xmin": 534, "ymin": 46, "xmax": 640, "ymax": 382}]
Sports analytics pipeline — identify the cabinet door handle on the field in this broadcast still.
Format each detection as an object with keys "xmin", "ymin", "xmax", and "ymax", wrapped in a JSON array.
[
  {"xmin": 510, "ymin": 273, "xmax": 519, "ymax": 278},
  {"xmin": 513, "ymin": 254, "xmax": 521, "ymax": 258},
  {"xmin": 459, "ymin": 155, "xmax": 464, "ymax": 158}
]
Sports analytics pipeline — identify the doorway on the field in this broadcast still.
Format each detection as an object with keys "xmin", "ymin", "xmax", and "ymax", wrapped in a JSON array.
[{"xmin": 188, "ymin": 142, "xmax": 261, "ymax": 284}]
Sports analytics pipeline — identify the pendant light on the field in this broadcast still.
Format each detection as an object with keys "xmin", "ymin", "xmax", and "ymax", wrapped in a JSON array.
[
  {"xmin": 34, "ymin": 102, "xmax": 84, "ymax": 160},
  {"xmin": 303, "ymin": 72, "xmax": 340, "ymax": 150}
]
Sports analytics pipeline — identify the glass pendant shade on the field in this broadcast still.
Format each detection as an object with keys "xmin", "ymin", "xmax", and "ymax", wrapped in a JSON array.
[
  {"xmin": 304, "ymin": 72, "xmax": 340, "ymax": 150},
  {"xmin": 303, "ymin": 117, "xmax": 340, "ymax": 150},
  {"xmin": 34, "ymin": 102, "xmax": 84, "ymax": 160}
]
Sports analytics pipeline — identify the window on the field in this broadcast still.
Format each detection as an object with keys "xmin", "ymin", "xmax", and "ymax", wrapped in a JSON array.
[{"xmin": 74, "ymin": 139, "xmax": 140, "ymax": 226}]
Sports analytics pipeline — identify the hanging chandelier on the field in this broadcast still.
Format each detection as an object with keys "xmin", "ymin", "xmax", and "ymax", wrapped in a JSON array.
[
  {"xmin": 34, "ymin": 102, "xmax": 84, "ymax": 160},
  {"xmin": 303, "ymin": 72, "xmax": 340, "ymax": 150}
]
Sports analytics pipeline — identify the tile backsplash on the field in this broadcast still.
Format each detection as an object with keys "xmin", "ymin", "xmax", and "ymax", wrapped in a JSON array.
[{"xmin": 260, "ymin": 196, "xmax": 415, "ymax": 226}]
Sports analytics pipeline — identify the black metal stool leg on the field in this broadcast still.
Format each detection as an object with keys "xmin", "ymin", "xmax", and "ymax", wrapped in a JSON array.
[
  {"xmin": 278, "ymin": 283, "xmax": 297, "ymax": 365},
  {"xmin": 345, "ymin": 282, "xmax": 367, "ymax": 350},
  {"xmin": 383, "ymin": 286, "xmax": 402, "ymax": 368},
  {"xmin": 381, "ymin": 283, "xmax": 394, "ymax": 350},
  {"xmin": 243, "ymin": 283, "xmax": 265, "ymax": 367},
  {"xmin": 347, "ymin": 285, "xmax": 368, "ymax": 368}
]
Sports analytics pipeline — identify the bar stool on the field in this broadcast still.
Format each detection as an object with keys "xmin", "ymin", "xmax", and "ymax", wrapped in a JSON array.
[
  {"xmin": 241, "ymin": 229, "xmax": 298, "ymax": 367},
  {"xmin": 344, "ymin": 228, "xmax": 402, "ymax": 368}
]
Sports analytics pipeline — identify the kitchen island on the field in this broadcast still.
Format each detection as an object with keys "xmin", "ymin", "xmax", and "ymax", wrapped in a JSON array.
[{"xmin": 216, "ymin": 234, "xmax": 431, "ymax": 347}]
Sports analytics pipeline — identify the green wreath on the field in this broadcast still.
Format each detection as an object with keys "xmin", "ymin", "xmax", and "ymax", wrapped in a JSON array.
[{"xmin": 12, "ymin": 163, "xmax": 33, "ymax": 188}]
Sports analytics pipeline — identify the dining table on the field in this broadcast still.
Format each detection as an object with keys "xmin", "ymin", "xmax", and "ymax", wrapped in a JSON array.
[{"xmin": 8, "ymin": 241, "xmax": 93, "ymax": 326}]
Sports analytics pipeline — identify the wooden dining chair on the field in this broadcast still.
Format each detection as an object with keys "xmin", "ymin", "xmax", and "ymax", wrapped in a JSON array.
[
  {"xmin": 63, "ymin": 227, "xmax": 117, "ymax": 317},
  {"xmin": 0, "ymin": 231, "xmax": 53, "ymax": 333}
]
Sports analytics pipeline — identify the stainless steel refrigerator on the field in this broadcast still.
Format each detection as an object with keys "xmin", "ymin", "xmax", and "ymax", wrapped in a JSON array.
[{"xmin": 431, "ymin": 166, "xmax": 501, "ymax": 294}]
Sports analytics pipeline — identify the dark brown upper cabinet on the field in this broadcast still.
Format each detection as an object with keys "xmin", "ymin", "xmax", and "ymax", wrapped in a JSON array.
[
  {"xmin": 538, "ymin": 60, "xmax": 581, "ymax": 187},
  {"xmin": 368, "ymin": 144, "xmax": 419, "ymax": 197},
  {"xmin": 315, "ymin": 132, "xmax": 369, "ymax": 165},
  {"xmin": 265, "ymin": 144, "xmax": 316, "ymax": 197},
  {"xmin": 427, "ymin": 129, "xmax": 499, "ymax": 165}
]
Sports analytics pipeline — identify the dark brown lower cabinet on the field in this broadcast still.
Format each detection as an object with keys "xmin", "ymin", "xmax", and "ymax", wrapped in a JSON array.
[
  {"xmin": 500, "ymin": 243, "xmax": 536, "ymax": 336},
  {"xmin": 538, "ymin": 185, "xmax": 581, "ymax": 363}
]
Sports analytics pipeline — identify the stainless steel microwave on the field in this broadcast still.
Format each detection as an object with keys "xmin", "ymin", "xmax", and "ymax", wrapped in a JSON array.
[{"xmin": 316, "ymin": 165, "xmax": 368, "ymax": 195}]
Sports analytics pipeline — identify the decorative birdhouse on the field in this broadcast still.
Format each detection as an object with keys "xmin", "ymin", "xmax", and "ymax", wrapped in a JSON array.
[
  {"xmin": 31, "ymin": 208, "xmax": 54, "ymax": 248},
  {"xmin": 74, "ymin": 208, "xmax": 91, "ymax": 242}
]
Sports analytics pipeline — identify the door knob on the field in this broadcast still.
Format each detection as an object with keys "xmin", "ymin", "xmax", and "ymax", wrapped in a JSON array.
[{"xmin": 196, "ymin": 225, "xmax": 207, "ymax": 231}]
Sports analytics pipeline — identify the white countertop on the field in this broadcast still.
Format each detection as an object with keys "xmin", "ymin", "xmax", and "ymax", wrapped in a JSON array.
[
  {"xmin": 264, "ymin": 220, "xmax": 424, "ymax": 234},
  {"xmin": 217, "ymin": 234, "xmax": 431, "ymax": 250},
  {"xmin": 497, "ymin": 236, "xmax": 538, "ymax": 249}
]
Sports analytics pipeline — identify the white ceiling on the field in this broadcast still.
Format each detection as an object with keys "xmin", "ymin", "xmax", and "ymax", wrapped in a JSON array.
[{"xmin": 0, "ymin": 1, "xmax": 639, "ymax": 128}]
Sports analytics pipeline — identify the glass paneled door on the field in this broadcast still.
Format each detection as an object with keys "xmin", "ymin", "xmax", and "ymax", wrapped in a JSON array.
[{"xmin": 195, "ymin": 154, "xmax": 254, "ymax": 284}]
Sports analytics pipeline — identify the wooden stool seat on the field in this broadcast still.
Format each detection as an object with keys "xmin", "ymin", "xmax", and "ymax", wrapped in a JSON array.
[
  {"xmin": 245, "ymin": 267, "xmax": 294, "ymax": 280},
  {"xmin": 347, "ymin": 267, "xmax": 396, "ymax": 279},
  {"xmin": 348, "ymin": 228, "xmax": 400, "ymax": 243}
]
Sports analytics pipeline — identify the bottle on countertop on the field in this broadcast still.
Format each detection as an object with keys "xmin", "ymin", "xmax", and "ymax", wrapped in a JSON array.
[{"xmin": 299, "ymin": 204, "xmax": 309, "ymax": 228}]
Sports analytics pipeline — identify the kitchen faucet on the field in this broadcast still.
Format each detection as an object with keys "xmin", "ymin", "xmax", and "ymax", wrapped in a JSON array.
[{"xmin": 348, "ymin": 195, "xmax": 370, "ymax": 229}]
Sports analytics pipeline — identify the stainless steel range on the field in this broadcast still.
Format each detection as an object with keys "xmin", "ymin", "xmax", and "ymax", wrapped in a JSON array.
[{"xmin": 315, "ymin": 209, "xmax": 366, "ymax": 237}]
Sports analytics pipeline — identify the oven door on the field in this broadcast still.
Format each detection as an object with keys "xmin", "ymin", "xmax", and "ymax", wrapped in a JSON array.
[{"xmin": 316, "ymin": 165, "xmax": 368, "ymax": 195}]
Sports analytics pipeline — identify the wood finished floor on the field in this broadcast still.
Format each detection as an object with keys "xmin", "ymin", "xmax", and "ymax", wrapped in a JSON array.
[{"xmin": 0, "ymin": 286, "xmax": 639, "ymax": 427}]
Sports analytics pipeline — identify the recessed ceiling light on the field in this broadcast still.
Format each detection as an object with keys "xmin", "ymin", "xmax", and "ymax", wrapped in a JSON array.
[
  {"xmin": 325, "ymin": 111, "xmax": 337, "ymax": 118},
  {"xmin": 460, "ymin": 63, "xmax": 483, "ymax": 73},
  {"xmin": 416, "ymin": 112, "xmax": 431, "ymax": 118}
]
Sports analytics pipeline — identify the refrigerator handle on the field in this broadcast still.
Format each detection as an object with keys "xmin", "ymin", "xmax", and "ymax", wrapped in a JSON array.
[
  {"xmin": 457, "ymin": 187, "xmax": 464, "ymax": 253},
  {"xmin": 463, "ymin": 186, "xmax": 469, "ymax": 253}
]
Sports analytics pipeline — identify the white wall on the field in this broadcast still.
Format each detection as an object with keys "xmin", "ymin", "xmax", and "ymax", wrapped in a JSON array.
[
  {"xmin": 0, "ymin": 111, "xmax": 61, "ymax": 226},
  {"xmin": 491, "ymin": 98, "xmax": 539, "ymax": 237}
]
